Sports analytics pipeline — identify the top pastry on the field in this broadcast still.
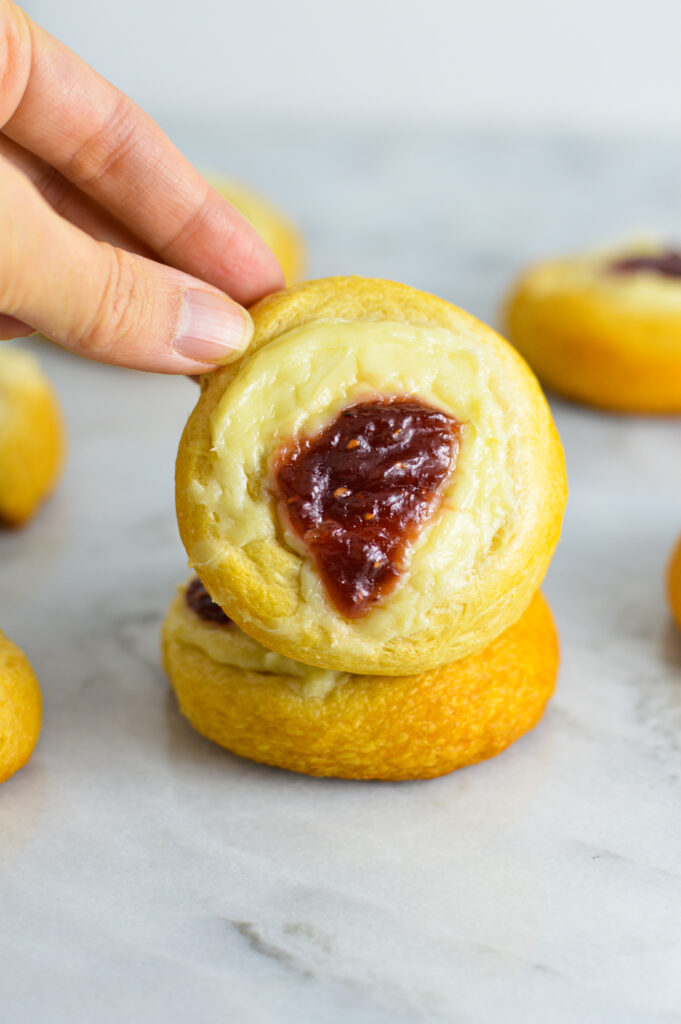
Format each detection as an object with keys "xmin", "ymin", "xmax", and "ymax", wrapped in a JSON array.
[{"xmin": 176, "ymin": 277, "xmax": 566, "ymax": 675}]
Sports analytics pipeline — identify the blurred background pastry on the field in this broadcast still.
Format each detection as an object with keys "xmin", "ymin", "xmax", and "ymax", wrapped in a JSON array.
[
  {"xmin": 209, "ymin": 177, "xmax": 305, "ymax": 285},
  {"xmin": 0, "ymin": 630, "xmax": 42, "ymax": 785},
  {"xmin": 667, "ymin": 534, "xmax": 681, "ymax": 632},
  {"xmin": 0, "ymin": 346, "xmax": 65, "ymax": 526},
  {"xmin": 505, "ymin": 242, "xmax": 681, "ymax": 413}
]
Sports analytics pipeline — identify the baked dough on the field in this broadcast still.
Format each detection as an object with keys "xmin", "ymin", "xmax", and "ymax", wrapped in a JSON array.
[
  {"xmin": 162, "ymin": 581, "xmax": 558, "ymax": 781},
  {"xmin": 668, "ymin": 534, "xmax": 681, "ymax": 632},
  {"xmin": 0, "ymin": 630, "xmax": 42, "ymax": 784},
  {"xmin": 505, "ymin": 242, "xmax": 681, "ymax": 413},
  {"xmin": 210, "ymin": 177, "xmax": 305, "ymax": 285},
  {"xmin": 176, "ymin": 277, "xmax": 566, "ymax": 675},
  {"xmin": 0, "ymin": 346, "xmax": 65, "ymax": 525}
]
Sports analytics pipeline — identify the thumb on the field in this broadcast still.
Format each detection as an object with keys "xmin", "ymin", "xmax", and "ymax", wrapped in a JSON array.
[{"xmin": 0, "ymin": 159, "xmax": 254, "ymax": 373}]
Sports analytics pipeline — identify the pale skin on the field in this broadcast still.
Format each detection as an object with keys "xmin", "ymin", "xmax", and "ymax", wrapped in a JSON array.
[{"xmin": 0, "ymin": 1, "xmax": 284, "ymax": 373}]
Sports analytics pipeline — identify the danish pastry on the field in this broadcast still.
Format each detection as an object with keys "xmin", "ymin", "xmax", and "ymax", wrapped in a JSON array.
[
  {"xmin": 176, "ymin": 277, "xmax": 566, "ymax": 676},
  {"xmin": 162, "ymin": 577, "xmax": 558, "ymax": 780},
  {"xmin": 0, "ymin": 346, "xmax": 65, "ymax": 525},
  {"xmin": 505, "ymin": 242, "xmax": 681, "ymax": 413},
  {"xmin": 0, "ymin": 630, "xmax": 42, "ymax": 784},
  {"xmin": 210, "ymin": 178, "xmax": 305, "ymax": 285},
  {"xmin": 667, "ymin": 534, "xmax": 681, "ymax": 632}
]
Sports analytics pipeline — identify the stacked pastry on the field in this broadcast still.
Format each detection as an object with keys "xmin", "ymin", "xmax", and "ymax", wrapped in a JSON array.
[
  {"xmin": 0, "ymin": 346, "xmax": 64, "ymax": 782},
  {"xmin": 164, "ymin": 278, "xmax": 567, "ymax": 780}
]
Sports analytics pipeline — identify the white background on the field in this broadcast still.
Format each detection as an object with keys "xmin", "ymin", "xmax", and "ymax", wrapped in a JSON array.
[{"xmin": 21, "ymin": 0, "xmax": 681, "ymax": 136}]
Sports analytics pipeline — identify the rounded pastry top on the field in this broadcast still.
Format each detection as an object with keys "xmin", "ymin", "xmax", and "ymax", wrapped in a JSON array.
[{"xmin": 176, "ymin": 277, "xmax": 566, "ymax": 675}]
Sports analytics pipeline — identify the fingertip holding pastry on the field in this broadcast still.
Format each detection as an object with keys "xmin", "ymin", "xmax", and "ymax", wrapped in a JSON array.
[
  {"xmin": 667, "ymin": 535, "xmax": 681, "ymax": 632},
  {"xmin": 162, "ymin": 580, "xmax": 558, "ymax": 781},
  {"xmin": 0, "ymin": 630, "xmax": 42, "ymax": 784},
  {"xmin": 0, "ymin": 346, "xmax": 66, "ymax": 526},
  {"xmin": 505, "ymin": 242, "xmax": 681, "ymax": 413},
  {"xmin": 176, "ymin": 277, "xmax": 567, "ymax": 676},
  {"xmin": 209, "ymin": 177, "xmax": 305, "ymax": 286}
]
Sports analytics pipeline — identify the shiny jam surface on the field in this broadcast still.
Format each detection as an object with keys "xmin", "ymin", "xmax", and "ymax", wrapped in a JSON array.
[
  {"xmin": 185, "ymin": 577, "xmax": 231, "ymax": 626},
  {"xmin": 608, "ymin": 250, "xmax": 681, "ymax": 279},
  {"xmin": 273, "ymin": 397, "xmax": 460, "ymax": 619}
]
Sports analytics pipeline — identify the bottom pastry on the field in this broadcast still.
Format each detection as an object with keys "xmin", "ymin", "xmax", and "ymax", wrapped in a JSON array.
[{"xmin": 162, "ymin": 579, "xmax": 558, "ymax": 781}]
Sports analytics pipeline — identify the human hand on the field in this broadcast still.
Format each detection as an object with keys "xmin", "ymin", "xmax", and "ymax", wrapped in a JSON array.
[{"xmin": 0, "ymin": 1, "xmax": 284, "ymax": 372}]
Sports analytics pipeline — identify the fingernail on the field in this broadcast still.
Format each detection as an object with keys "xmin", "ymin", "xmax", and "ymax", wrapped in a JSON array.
[{"xmin": 173, "ymin": 290, "xmax": 253, "ymax": 364}]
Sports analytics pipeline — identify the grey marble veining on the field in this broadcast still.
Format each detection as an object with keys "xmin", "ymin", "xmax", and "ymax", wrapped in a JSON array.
[{"xmin": 1, "ymin": 124, "xmax": 681, "ymax": 1023}]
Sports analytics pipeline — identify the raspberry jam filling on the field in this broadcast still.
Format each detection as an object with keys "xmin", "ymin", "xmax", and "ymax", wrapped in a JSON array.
[
  {"xmin": 186, "ymin": 577, "xmax": 231, "ymax": 626},
  {"xmin": 608, "ymin": 250, "xmax": 681, "ymax": 279},
  {"xmin": 272, "ymin": 397, "xmax": 460, "ymax": 619}
]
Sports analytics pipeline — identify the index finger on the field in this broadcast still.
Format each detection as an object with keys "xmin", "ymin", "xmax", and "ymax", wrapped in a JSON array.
[{"xmin": 0, "ymin": 2, "xmax": 284, "ymax": 305}]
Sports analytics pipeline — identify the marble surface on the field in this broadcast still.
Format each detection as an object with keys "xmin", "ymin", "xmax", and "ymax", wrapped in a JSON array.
[{"xmin": 2, "ymin": 125, "xmax": 681, "ymax": 1023}]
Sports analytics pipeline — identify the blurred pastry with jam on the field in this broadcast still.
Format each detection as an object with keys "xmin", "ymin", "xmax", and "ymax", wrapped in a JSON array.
[
  {"xmin": 0, "ymin": 630, "xmax": 42, "ymax": 784},
  {"xmin": 162, "ymin": 577, "xmax": 558, "ymax": 780},
  {"xmin": 209, "ymin": 177, "xmax": 304, "ymax": 285},
  {"xmin": 0, "ymin": 346, "xmax": 65, "ymax": 526},
  {"xmin": 505, "ymin": 242, "xmax": 681, "ymax": 413},
  {"xmin": 176, "ymin": 277, "xmax": 567, "ymax": 677}
]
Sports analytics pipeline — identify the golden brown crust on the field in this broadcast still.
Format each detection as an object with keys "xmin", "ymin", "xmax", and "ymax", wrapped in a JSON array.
[
  {"xmin": 176, "ymin": 277, "xmax": 567, "ymax": 676},
  {"xmin": 505, "ymin": 257, "xmax": 681, "ymax": 413},
  {"xmin": 0, "ymin": 347, "xmax": 66, "ymax": 525},
  {"xmin": 0, "ymin": 630, "xmax": 42, "ymax": 784},
  {"xmin": 162, "ymin": 590, "xmax": 559, "ymax": 781},
  {"xmin": 667, "ymin": 535, "xmax": 681, "ymax": 632}
]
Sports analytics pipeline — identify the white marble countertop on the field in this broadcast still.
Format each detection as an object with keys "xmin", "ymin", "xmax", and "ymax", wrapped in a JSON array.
[{"xmin": 2, "ymin": 125, "xmax": 681, "ymax": 1023}]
